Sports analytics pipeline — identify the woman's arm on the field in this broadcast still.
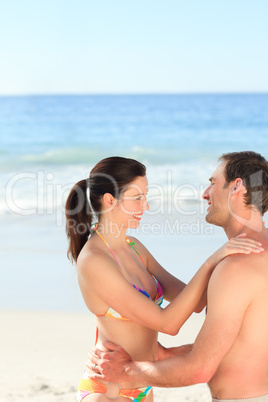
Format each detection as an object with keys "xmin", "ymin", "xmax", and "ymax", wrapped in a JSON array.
[
  {"xmin": 89, "ymin": 255, "xmax": 258, "ymax": 388},
  {"xmin": 78, "ymin": 235, "xmax": 263, "ymax": 335},
  {"xmin": 131, "ymin": 233, "xmax": 263, "ymax": 314}
]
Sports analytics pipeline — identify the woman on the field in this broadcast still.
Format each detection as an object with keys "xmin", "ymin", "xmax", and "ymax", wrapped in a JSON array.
[{"xmin": 65, "ymin": 156, "xmax": 262, "ymax": 402}]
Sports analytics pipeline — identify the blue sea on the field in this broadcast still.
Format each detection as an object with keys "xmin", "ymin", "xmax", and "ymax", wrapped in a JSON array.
[{"xmin": 1, "ymin": 93, "xmax": 268, "ymax": 311}]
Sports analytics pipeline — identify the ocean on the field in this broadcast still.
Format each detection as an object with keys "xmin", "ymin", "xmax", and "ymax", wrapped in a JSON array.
[{"xmin": 1, "ymin": 93, "xmax": 268, "ymax": 311}]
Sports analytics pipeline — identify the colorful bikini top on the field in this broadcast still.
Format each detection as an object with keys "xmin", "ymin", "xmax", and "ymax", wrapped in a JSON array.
[{"xmin": 91, "ymin": 223, "xmax": 164, "ymax": 321}]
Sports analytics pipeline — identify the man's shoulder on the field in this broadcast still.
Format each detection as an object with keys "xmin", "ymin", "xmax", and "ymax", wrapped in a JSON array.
[
  {"xmin": 209, "ymin": 252, "xmax": 267, "ymax": 293},
  {"xmin": 216, "ymin": 250, "xmax": 267, "ymax": 273},
  {"xmin": 206, "ymin": 251, "xmax": 268, "ymax": 327}
]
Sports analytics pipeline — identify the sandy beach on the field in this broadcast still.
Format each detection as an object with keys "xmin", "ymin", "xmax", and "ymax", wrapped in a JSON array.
[{"xmin": 0, "ymin": 309, "xmax": 211, "ymax": 402}]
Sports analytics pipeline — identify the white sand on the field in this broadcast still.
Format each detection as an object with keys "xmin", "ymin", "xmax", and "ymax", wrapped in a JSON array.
[{"xmin": 0, "ymin": 309, "xmax": 211, "ymax": 401}]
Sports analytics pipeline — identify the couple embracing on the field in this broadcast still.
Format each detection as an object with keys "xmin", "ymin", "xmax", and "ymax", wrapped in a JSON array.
[{"xmin": 66, "ymin": 151, "xmax": 268, "ymax": 402}]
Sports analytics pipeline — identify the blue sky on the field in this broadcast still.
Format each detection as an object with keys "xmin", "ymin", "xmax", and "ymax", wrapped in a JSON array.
[{"xmin": 0, "ymin": 0, "xmax": 267, "ymax": 95}]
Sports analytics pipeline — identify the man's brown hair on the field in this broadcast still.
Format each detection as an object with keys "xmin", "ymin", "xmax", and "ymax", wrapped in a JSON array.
[{"xmin": 219, "ymin": 151, "xmax": 268, "ymax": 215}]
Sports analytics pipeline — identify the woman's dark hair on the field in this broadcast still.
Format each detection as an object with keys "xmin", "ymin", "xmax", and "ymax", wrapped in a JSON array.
[{"xmin": 65, "ymin": 156, "xmax": 146, "ymax": 262}]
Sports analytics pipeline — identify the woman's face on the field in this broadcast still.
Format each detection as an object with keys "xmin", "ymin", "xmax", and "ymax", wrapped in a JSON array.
[{"xmin": 116, "ymin": 175, "xmax": 149, "ymax": 229}]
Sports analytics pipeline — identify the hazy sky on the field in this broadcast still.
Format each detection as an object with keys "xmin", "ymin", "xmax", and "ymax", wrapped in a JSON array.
[{"xmin": 0, "ymin": 0, "xmax": 267, "ymax": 95}]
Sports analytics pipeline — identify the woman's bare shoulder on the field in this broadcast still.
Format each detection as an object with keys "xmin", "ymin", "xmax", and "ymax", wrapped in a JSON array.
[{"xmin": 77, "ymin": 242, "xmax": 113, "ymax": 276}]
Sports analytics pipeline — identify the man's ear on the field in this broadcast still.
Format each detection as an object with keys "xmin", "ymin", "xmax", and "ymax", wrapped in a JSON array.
[
  {"xmin": 232, "ymin": 178, "xmax": 245, "ymax": 194},
  {"xmin": 103, "ymin": 193, "xmax": 116, "ymax": 208}
]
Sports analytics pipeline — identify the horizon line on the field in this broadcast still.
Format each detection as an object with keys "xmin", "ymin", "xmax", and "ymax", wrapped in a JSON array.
[{"xmin": 0, "ymin": 91, "xmax": 268, "ymax": 98}]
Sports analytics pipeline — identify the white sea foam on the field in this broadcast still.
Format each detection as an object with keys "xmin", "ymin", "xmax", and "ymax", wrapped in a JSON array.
[{"xmin": 1, "ymin": 160, "xmax": 216, "ymax": 220}]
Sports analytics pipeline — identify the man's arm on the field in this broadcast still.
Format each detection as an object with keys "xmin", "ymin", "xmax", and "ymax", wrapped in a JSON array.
[
  {"xmin": 90, "ymin": 256, "xmax": 255, "ymax": 387},
  {"xmin": 157, "ymin": 342, "xmax": 193, "ymax": 360}
]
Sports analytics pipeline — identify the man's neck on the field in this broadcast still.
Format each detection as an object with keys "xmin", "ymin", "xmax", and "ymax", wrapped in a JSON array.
[{"xmin": 224, "ymin": 213, "xmax": 265, "ymax": 240}]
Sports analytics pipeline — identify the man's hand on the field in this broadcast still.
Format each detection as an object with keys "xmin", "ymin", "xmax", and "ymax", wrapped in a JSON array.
[{"xmin": 86, "ymin": 341, "xmax": 133, "ymax": 382}]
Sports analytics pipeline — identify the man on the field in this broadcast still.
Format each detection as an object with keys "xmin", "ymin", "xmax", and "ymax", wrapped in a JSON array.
[{"xmin": 89, "ymin": 151, "xmax": 268, "ymax": 401}]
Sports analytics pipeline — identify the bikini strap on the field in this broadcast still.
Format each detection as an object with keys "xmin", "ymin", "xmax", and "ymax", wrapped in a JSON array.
[
  {"xmin": 96, "ymin": 232, "xmax": 122, "ymax": 267},
  {"xmin": 91, "ymin": 223, "xmax": 144, "ymax": 266},
  {"xmin": 126, "ymin": 237, "xmax": 145, "ymax": 265},
  {"xmin": 95, "ymin": 326, "xmax": 99, "ymax": 345}
]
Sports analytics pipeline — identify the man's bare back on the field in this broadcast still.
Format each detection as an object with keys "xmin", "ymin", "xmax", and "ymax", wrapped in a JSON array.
[{"xmin": 208, "ymin": 233, "xmax": 268, "ymax": 399}]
